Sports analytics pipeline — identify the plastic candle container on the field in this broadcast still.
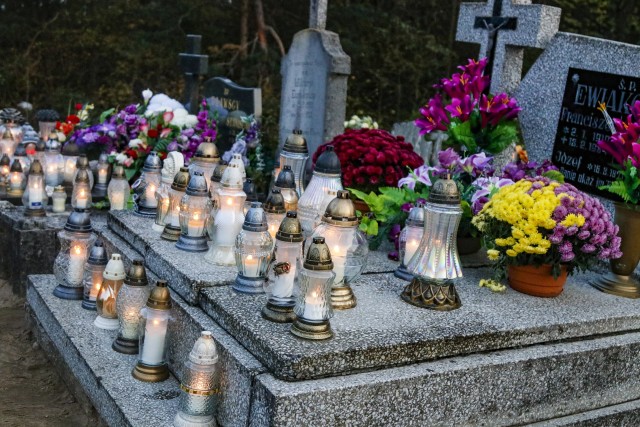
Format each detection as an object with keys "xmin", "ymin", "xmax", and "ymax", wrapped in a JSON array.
[
  {"xmin": 107, "ymin": 166, "xmax": 131, "ymax": 211},
  {"xmin": 113, "ymin": 260, "xmax": 151, "ymax": 354},
  {"xmin": 94, "ymin": 254, "xmax": 126, "ymax": 330},
  {"xmin": 82, "ymin": 240, "xmax": 108, "ymax": 310},
  {"xmin": 233, "ymin": 202, "xmax": 273, "ymax": 294}
]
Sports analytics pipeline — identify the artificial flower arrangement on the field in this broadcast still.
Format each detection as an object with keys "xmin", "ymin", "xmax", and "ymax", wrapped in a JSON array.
[
  {"xmin": 344, "ymin": 114, "xmax": 379, "ymax": 130},
  {"xmin": 54, "ymin": 103, "xmax": 95, "ymax": 142},
  {"xmin": 415, "ymin": 57, "xmax": 521, "ymax": 155}
]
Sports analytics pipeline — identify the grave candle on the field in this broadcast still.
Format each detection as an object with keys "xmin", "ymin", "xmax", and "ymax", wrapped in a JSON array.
[
  {"xmin": 176, "ymin": 171, "xmax": 211, "ymax": 252},
  {"xmin": 133, "ymin": 151, "xmax": 162, "ymax": 217},
  {"xmin": 61, "ymin": 141, "xmax": 79, "ymax": 184},
  {"xmin": 23, "ymin": 160, "xmax": 47, "ymax": 217},
  {"xmin": 72, "ymin": 168, "xmax": 92, "ymax": 210},
  {"xmin": 98, "ymin": 168, "xmax": 108, "ymax": 185},
  {"xmin": 82, "ymin": 240, "xmax": 107, "ymax": 311},
  {"xmin": 302, "ymin": 289, "xmax": 324, "ymax": 321},
  {"xmin": 0, "ymin": 154, "xmax": 10, "ymax": 177},
  {"xmin": 109, "ymin": 192, "xmax": 125, "ymax": 210},
  {"xmin": 76, "ymin": 188, "xmax": 88, "ymax": 209},
  {"xmin": 187, "ymin": 211, "xmax": 204, "ymax": 237},
  {"xmin": 188, "ymin": 140, "xmax": 220, "ymax": 189},
  {"xmin": 263, "ymin": 189, "xmax": 286, "ymax": 243},
  {"xmin": 113, "ymin": 259, "xmax": 150, "ymax": 354},
  {"xmin": 233, "ymin": 202, "xmax": 273, "ymax": 294},
  {"xmin": 145, "ymin": 183, "xmax": 157, "ymax": 208},
  {"xmin": 107, "ymin": 166, "xmax": 130, "ymax": 211},
  {"xmin": 280, "ymin": 129, "xmax": 309, "ymax": 196},
  {"xmin": 94, "ymin": 254, "xmax": 126, "ymax": 330},
  {"xmin": 140, "ymin": 312, "xmax": 168, "ymax": 365},
  {"xmin": 7, "ymin": 160, "xmax": 25, "ymax": 197},
  {"xmin": 67, "ymin": 244, "xmax": 86, "ymax": 286},
  {"xmin": 52, "ymin": 187, "xmax": 66, "ymax": 213},
  {"xmin": 396, "ymin": 202, "xmax": 425, "ymax": 283}
]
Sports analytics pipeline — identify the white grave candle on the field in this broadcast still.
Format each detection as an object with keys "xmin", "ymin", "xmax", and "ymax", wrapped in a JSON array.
[
  {"xmin": 29, "ymin": 184, "xmax": 42, "ymax": 208},
  {"xmin": 67, "ymin": 244, "xmax": 85, "ymax": 285},
  {"xmin": 272, "ymin": 263, "xmax": 296, "ymax": 298},
  {"xmin": 140, "ymin": 314, "xmax": 168, "ymax": 365},
  {"xmin": 98, "ymin": 169, "xmax": 108, "ymax": 184},
  {"xmin": 110, "ymin": 192, "xmax": 125, "ymax": 210},
  {"xmin": 302, "ymin": 290, "xmax": 324, "ymax": 321}
]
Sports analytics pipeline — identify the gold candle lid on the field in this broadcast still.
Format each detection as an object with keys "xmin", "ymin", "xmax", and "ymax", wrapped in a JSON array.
[
  {"xmin": 303, "ymin": 236, "xmax": 334, "ymax": 271},
  {"xmin": 146, "ymin": 280, "xmax": 172, "ymax": 310},
  {"xmin": 322, "ymin": 190, "xmax": 358, "ymax": 227}
]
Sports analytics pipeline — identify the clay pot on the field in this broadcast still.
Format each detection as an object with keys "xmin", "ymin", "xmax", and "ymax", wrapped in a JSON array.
[
  {"xmin": 610, "ymin": 202, "xmax": 640, "ymax": 276},
  {"xmin": 508, "ymin": 264, "xmax": 568, "ymax": 297},
  {"xmin": 352, "ymin": 198, "xmax": 370, "ymax": 214},
  {"xmin": 457, "ymin": 235, "xmax": 482, "ymax": 255}
]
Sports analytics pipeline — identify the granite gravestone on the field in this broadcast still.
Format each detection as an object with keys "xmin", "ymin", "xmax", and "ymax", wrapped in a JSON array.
[{"xmin": 278, "ymin": 0, "xmax": 350, "ymax": 167}]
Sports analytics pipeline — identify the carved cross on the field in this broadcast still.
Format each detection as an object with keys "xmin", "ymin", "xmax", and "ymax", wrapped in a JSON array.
[
  {"xmin": 309, "ymin": 0, "xmax": 328, "ymax": 30},
  {"xmin": 179, "ymin": 34, "xmax": 209, "ymax": 113}
]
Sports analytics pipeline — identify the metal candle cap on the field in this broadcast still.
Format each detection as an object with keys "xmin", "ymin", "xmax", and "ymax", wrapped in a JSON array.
[
  {"xmin": 322, "ymin": 190, "xmax": 358, "ymax": 227},
  {"xmin": 221, "ymin": 164, "xmax": 243, "ymax": 189},
  {"xmin": 276, "ymin": 211, "xmax": 303, "ymax": 243},
  {"xmin": 61, "ymin": 141, "xmax": 79, "ymax": 156},
  {"xmin": 87, "ymin": 240, "xmax": 108, "ymax": 266},
  {"xmin": 104, "ymin": 254, "xmax": 126, "ymax": 281},
  {"xmin": 406, "ymin": 201, "xmax": 425, "ymax": 227},
  {"xmin": 243, "ymin": 202, "xmax": 268, "ymax": 232},
  {"xmin": 283, "ymin": 129, "xmax": 308, "ymax": 154},
  {"xmin": 303, "ymin": 236, "xmax": 334, "ymax": 270},
  {"xmin": 0, "ymin": 154, "xmax": 10, "ymax": 167},
  {"xmin": 172, "ymin": 167, "xmax": 190, "ymax": 191},
  {"xmin": 142, "ymin": 151, "xmax": 163, "ymax": 172},
  {"xmin": 188, "ymin": 331, "xmax": 219, "ymax": 365},
  {"xmin": 186, "ymin": 171, "xmax": 209, "ymax": 196},
  {"xmin": 36, "ymin": 139, "xmax": 46, "ymax": 152},
  {"xmin": 64, "ymin": 208, "xmax": 93, "ymax": 233},
  {"xmin": 275, "ymin": 165, "xmax": 296, "ymax": 189},
  {"xmin": 112, "ymin": 165, "xmax": 125, "ymax": 179},
  {"xmin": 45, "ymin": 137, "xmax": 61, "ymax": 152},
  {"xmin": 35, "ymin": 108, "xmax": 60, "ymax": 122},
  {"xmin": 193, "ymin": 141, "xmax": 220, "ymax": 163},
  {"xmin": 146, "ymin": 280, "xmax": 172, "ymax": 310},
  {"xmin": 76, "ymin": 154, "xmax": 89, "ymax": 170},
  {"xmin": 29, "ymin": 159, "xmax": 44, "ymax": 175},
  {"xmin": 211, "ymin": 162, "xmax": 227, "ymax": 183},
  {"xmin": 243, "ymin": 178, "xmax": 257, "ymax": 202},
  {"xmin": 9, "ymin": 159, "xmax": 21, "ymax": 173},
  {"xmin": 125, "ymin": 259, "xmax": 148, "ymax": 287},
  {"xmin": 2, "ymin": 127, "xmax": 14, "ymax": 141},
  {"xmin": 53, "ymin": 185, "xmax": 66, "ymax": 194},
  {"xmin": 0, "ymin": 108, "xmax": 24, "ymax": 124},
  {"xmin": 314, "ymin": 145, "xmax": 342, "ymax": 175},
  {"xmin": 263, "ymin": 189, "xmax": 285, "ymax": 214},
  {"xmin": 14, "ymin": 143, "xmax": 27, "ymax": 157},
  {"xmin": 75, "ymin": 168, "xmax": 91, "ymax": 184},
  {"xmin": 428, "ymin": 178, "xmax": 461, "ymax": 205}
]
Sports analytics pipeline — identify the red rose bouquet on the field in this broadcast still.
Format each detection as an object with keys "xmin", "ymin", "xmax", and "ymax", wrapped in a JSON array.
[{"xmin": 313, "ymin": 129, "xmax": 424, "ymax": 194}]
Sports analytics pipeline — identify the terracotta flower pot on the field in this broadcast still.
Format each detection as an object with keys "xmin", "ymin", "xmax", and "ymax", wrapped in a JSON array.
[
  {"xmin": 352, "ymin": 198, "xmax": 371, "ymax": 214},
  {"xmin": 456, "ymin": 235, "xmax": 482, "ymax": 255},
  {"xmin": 507, "ymin": 264, "xmax": 568, "ymax": 297}
]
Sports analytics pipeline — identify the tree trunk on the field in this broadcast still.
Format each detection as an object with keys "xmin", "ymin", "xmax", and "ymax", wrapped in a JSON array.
[
  {"xmin": 240, "ymin": 0, "xmax": 249, "ymax": 58},
  {"xmin": 254, "ymin": 0, "xmax": 268, "ymax": 52}
]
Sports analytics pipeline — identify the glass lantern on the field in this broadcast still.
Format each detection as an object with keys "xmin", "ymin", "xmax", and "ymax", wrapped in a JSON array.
[
  {"xmin": 133, "ymin": 151, "xmax": 163, "ymax": 217},
  {"xmin": 176, "ymin": 171, "xmax": 212, "ymax": 252},
  {"xmin": 35, "ymin": 108, "xmax": 59, "ymax": 141},
  {"xmin": 113, "ymin": 259, "xmax": 151, "ymax": 354},
  {"xmin": 153, "ymin": 151, "xmax": 185, "ymax": 232},
  {"xmin": 229, "ymin": 153, "xmax": 246, "ymax": 182},
  {"xmin": 44, "ymin": 136, "xmax": 64, "ymax": 187},
  {"xmin": 35, "ymin": 139, "xmax": 46, "ymax": 166},
  {"xmin": 74, "ymin": 155, "xmax": 94, "ymax": 189},
  {"xmin": 209, "ymin": 161, "xmax": 227, "ymax": 214},
  {"xmin": 205, "ymin": 164, "xmax": 246, "ymax": 266},
  {"xmin": 395, "ymin": 202, "xmax": 425, "ymax": 281},
  {"xmin": 61, "ymin": 140, "xmax": 80, "ymax": 186},
  {"xmin": 6, "ymin": 159, "xmax": 25, "ymax": 198},
  {"xmin": 263, "ymin": 211, "xmax": 303, "ymax": 323},
  {"xmin": 94, "ymin": 253, "xmax": 126, "ymax": 330},
  {"xmin": 14, "ymin": 141, "xmax": 32, "ymax": 172},
  {"xmin": 233, "ymin": 202, "xmax": 273, "ymax": 294},
  {"xmin": 53, "ymin": 209, "xmax": 96, "ymax": 300},
  {"xmin": 71, "ymin": 168, "xmax": 92, "ymax": 210},
  {"xmin": 22, "ymin": 159, "xmax": 48, "ymax": 217},
  {"xmin": 298, "ymin": 145, "xmax": 343, "ymax": 235},
  {"xmin": 263, "ymin": 189, "xmax": 286, "ymax": 242},
  {"xmin": 308, "ymin": 190, "xmax": 368, "ymax": 310},
  {"xmin": 92, "ymin": 152, "xmax": 111, "ymax": 200},
  {"xmin": 274, "ymin": 165, "xmax": 299, "ymax": 212},
  {"xmin": 291, "ymin": 236, "xmax": 336, "ymax": 341},
  {"xmin": 0, "ymin": 127, "xmax": 16, "ymax": 159},
  {"xmin": 0, "ymin": 154, "xmax": 10, "ymax": 179},
  {"xmin": 174, "ymin": 331, "xmax": 219, "ymax": 427},
  {"xmin": 189, "ymin": 140, "xmax": 220, "ymax": 190},
  {"xmin": 280, "ymin": 129, "xmax": 309, "ymax": 196},
  {"xmin": 51, "ymin": 186, "xmax": 67, "ymax": 213},
  {"xmin": 161, "ymin": 167, "xmax": 190, "ymax": 242},
  {"xmin": 132, "ymin": 280, "xmax": 172, "ymax": 383},
  {"xmin": 82, "ymin": 240, "xmax": 108, "ymax": 310},
  {"xmin": 403, "ymin": 178, "xmax": 463, "ymax": 311},
  {"xmin": 243, "ymin": 178, "xmax": 258, "ymax": 215},
  {"xmin": 107, "ymin": 165, "xmax": 130, "ymax": 211}
]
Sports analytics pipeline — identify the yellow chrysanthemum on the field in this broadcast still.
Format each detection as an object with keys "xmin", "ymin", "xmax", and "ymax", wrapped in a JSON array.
[{"xmin": 486, "ymin": 249, "xmax": 500, "ymax": 260}]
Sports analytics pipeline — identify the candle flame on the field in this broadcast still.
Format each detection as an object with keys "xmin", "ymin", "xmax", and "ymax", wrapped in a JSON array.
[
  {"xmin": 333, "ymin": 245, "xmax": 341, "ymax": 255},
  {"xmin": 226, "ymin": 198, "xmax": 232, "ymax": 206},
  {"xmin": 311, "ymin": 291, "xmax": 318, "ymax": 298},
  {"xmin": 79, "ymin": 189, "xmax": 86, "ymax": 197},
  {"xmin": 193, "ymin": 212, "xmax": 200, "ymax": 221},
  {"xmin": 247, "ymin": 254, "xmax": 253, "ymax": 260},
  {"xmin": 73, "ymin": 245, "xmax": 82, "ymax": 255},
  {"xmin": 152, "ymin": 319, "xmax": 160, "ymax": 326}
]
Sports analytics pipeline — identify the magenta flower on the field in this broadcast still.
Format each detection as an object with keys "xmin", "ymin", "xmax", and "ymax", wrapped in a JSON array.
[
  {"xmin": 438, "ymin": 147, "xmax": 461, "ymax": 170},
  {"xmin": 445, "ymin": 95, "xmax": 474, "ymax": 121},
  {"xmin": 462, "ymin": 152, "xmax": 493, "ymax": 177},
  {"xmin": 415, "ymin": 95, "xmax": 449, "ymax": 135}
]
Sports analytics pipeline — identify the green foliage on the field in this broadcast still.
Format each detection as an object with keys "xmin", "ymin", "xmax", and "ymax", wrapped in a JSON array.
[
  {"xmin": 485, "ymin": 121, "xmax": 519, "ymax": 154},
  {"xmin": 542, "ymin": 169, "xmax": 565, "ymax": 183},
  {"xmin": 449, "ymin": 121, "xmax": 477, "ymax": 152},
  {"xmin": 600, "ymin": 161, "xmax": 640, "ymax": 204}
]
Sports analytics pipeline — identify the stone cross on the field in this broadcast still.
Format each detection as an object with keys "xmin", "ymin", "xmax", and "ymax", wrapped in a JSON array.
[
  {"xmin": 456, "ymin": 0, "xmax": 561, "ymax": 94},
  {"xmin": 179, "ymin": 34, "xmax": 209, "ymax": 113},
  {"xmin": 309, "ymin": 0, "xmax": 328, "ymax": 30}
]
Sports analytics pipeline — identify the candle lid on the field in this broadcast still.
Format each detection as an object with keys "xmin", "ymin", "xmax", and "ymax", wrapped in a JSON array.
[
  {"xmin": 76, "ymin": 154, "xmax": 89, "ymax": 170},
  {"xmin": 283, "ymin": 129, "xmax": 308, "ymax": 154},
  {"xmin": 61, "ymin": 141, "xmax": 79, "ymax": 156},
  {"xmin": 64, "ymin": 208, "xmax": 93, "ymax": 233},
  {"xmin": 188, "ymin": 331, "xmax": 219, "ymax": 365},
  {"xmin": 28, "ymin": 159, "xmax": 44, "ymax": 175},
  {"xmin": 276, "ymin": 211, "xmax": 303, "ymax": 242},
  {"xmin": 45, "ymin": 137, "xmax": 61, "ymax": 152},
  {"xmin": 243, "ymin": 202, "xmax": 268, "ymax": 232},
  {"xmin": 9, "ymin": 159, "xmax": 22, "ymax": 173},
  {"xmin": 303, "ymin": 236, "xmax": 334, "ymax": 270},
  {"xmin": 34, "ymin": 108, "xmax": 60, "ymax": 122},
  {"xmin": 211, "ymin": 161, "xmax": 227, "ymax": 184},
  {"xmin": 243, "ymin": 178, "xmax": 258, "ymax": 202},
  {"xmin": 125, "ymin": 259, "xmax": 148, "ymax": 287},
  {"xmin": 314, "ymin": 145, "xmax": 342, "ymax": 175},
  {"xmin": 35, "ymin": 139, "xmax": 46, "ymax": 152},
  {"xmin": 142, "ymin": 151, "xmax": 163, "ymax": 172},
  {"xmin": 263, "ymin": 189, "xmax": 285, "ymax": 214},
  {"xmin": 0, "ymin": 108, "xmax": 25, "ymax": 124},
  {"xmin": 112, "ymin": 165, "xmax": 125, "ymax": 180},
  {"xmin": 275, "ymin": 165, "xmax": 296, "ymax": 189},
  {"xmin": 1, "ymin": 127, "xmax": 13, "ymax": 141},
  {"xmin": 103, "ymin": 254, "xmax": 125, "ymax": 281},
  {"xmin": 428, "ymin": 178, "xmax": 461, "ymax": 205},
  {"xmin": 322, "ymin": 190, "xmax": 358, "ymax": 227},
  {"xmin": 192, "ymin": 141, "xmax": 220, "ymax": 164},
  {"xmin": 87, "ymin": 240, "xmax": 108, "ymax": 266},
  {"xmin": 74, "ymin": 168, "xmax": 91, "ymax": 184},
  {"xmin": 0, "ymin": 154, "xmax": 10, "ymax": 167},
  {"xmin": 172, "ymin": 167, "xmax": 190, "ymax": 192},
  {"xmin": 53, "ymin": 185, "xmax": 66, "ymax": 194},
  {"xmin": 14, "ymin": 142, "xmax": 28, "ymax": 157},
  {"xmin": 146, "ymin": 280, "xmax": 172, "ymax": 310},
  {"xmin": 185, "ymin": 171, "xmax": 209, "ymax": 196},
  {"xmin": 406, "ymin": 201, "xmax": 425, "ymax": 227},
  {"xmin": 220, "ymin": 163, "xmax": 243, "ymax": 189}
]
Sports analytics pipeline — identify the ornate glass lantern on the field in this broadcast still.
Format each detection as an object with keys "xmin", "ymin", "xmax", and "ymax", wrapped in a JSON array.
[
  {"xmin": 153, "ymin": 151, "xmax": 185, "ymax": 232},
  {"xmin": 13, "ymin": 142, "xmax": 31, "ymax": 172},
  {"xmin": 51, "ymin": 186, "xmax": 67, "ymax": 213},
  {"xmin": 205, "ymin": 164, "xmax": 246, "ymax": 266},
  {"xmin": 133, "ymin": 151, "xmax": 163, "ymax": 217},
  {"xmin": 263, "ymin": 211, "xmax": 303, "ymax": 323},
  {"xmin": 403, "ymin": 178, "xmax": 463, "ymax": 310},
  {"xmin": 107, "ymin": 165, "xmax": 130, "ymax": 211},
  {"xmin": 229, "ymin": 153, "xmax": 246, "ymax": 182},
  {"xmin": 274, "ymin": 165, "xmax": 299, "ymax": 212},
  {"xmin": 0, "ymin": 127, "xmax": 16, "ymax": 159},
  {"xmin": 53, "ymin": 209, "xmax": 96, "ymax": 299},
  {"xmin": 174, "ymin": 331, "xmax": 219, "ymax": 427},
  {"xmin": 233, "ymin": 202, "xmax": 273, "ymax": 294},
  {"xmin": 0, "ymin": 154, "xmax": 10, "ymax": 179},
  {"xmin": 22, "ymin": 159, "xmax": 48, "ymax": 217},
  {"xmin": 44, "ymin": 135, "xmax": 64, "ymax": 187},
  {"xmin": 71, "ymin": 168, "xmax": 92, "ymax": 210},
  {"xmin": 298, "ymin": 145, "xmax": 343, "ymax": 234},
  {"xmin": 176, "ymin": 171, "xmax": 211, "ymax": 252},
  {"xmin": 113, "ymin": 259, "xmax": 151, "ymax": 354},
  {"xmin": 291, "ymin": 236, "xmax": 335, "ymax": 340},
  {"xmin": 308, "ymin": 190, "xmax": 368, "ymax": 310},
  {"xmin": 280, "ymin": 129, "xmax": 309, "ymax": 196},
  {"xmin": 74, "ymin": 155, "xmax": 94, "ymax": 189},
  {"xmin": 243, "ymin": 177, "xmax": 258, "ymax": 215},
  {"xmin": 395, "ymin": 202, "xmax": 425, "ymax": 281},
  {"xmin": 6, "ymin": 159, "xmax": 25, "ymax": 198},
  {"xmin": 263, "ymin": 189, "xmax": 286, "ymax": 241},
  {"xmin": 189, "ymin": 140, "xmax": 220, "ymax": 189},
  {"xmin": 82, "ymin": 239, "xmax": 108, "ymax": 310},
  {"xmin": 92, "ymin": 152, "xmax": 111, "ymax": 200},
  {"xmin": 209, "ymin": 161, "xmax": 227, "ymax": 213},
  {"xmin": 132, "ymin": 280, "xmax": 172, "ymax": 383},
  {"xmin": 61, "ymin": 140, "xmax": 80, "ymax": 186},
  {"xmin": 0, "ymin": 108, "xmax": 24, "ymax": 143},
  {"xmin": 94, "ymin": 253, "xmax": 126, "ymax": 330},
  {"xmin": 161, "ymin": 167, "xmax": 190, "ymax": 242}
]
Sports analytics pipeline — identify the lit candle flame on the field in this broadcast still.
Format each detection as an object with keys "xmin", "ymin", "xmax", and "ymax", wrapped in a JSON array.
[{"xmin": 73, "ymin": 246, "xmax": 82, "ymax": 255}]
